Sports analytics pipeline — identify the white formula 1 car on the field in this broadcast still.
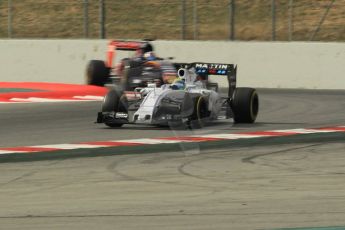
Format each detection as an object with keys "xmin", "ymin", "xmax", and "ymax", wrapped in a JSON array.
[{"xmin": 96, "ymin": 62, "xmax": 259, "ymax": 128}]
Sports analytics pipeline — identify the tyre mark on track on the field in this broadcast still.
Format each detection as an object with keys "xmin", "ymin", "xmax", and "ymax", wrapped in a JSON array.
[
  {"xmin": 177, "ymin": 154, "xmax": 227, "ymax": 180},
  {"xmin": 0, "ymin": 160, "xmax": 64, "ymax": 188},
  {"xmin": 241, "ymin": 143, "xmax": 324, "ymax": 164},
  {"xmin": 176, "ymin": 148, "xmax": 252, "ymax": 186},
  {"xmin": 0, "ymin": 171, "xmax": 37, "ymax": 188},
  {"xmin": 177, "ymin": 144, "xmax": 327, "ymax": 184},
  {"xmin": 106, "ymin": 154, "xmax": 219, "ymax": 192}
]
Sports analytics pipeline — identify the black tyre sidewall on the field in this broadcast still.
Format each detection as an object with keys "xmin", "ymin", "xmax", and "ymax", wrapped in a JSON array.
[
  {"xmin": 120, "ymin": 59, "xmax": 144, "ymax": 91},
  {"xmin": 86, "ymin": 60, "xmax": 109, "ymax": 86},
  {"xmin": 102, "ymin": 89, "xmax": 120, "ymax": 112},
  {"xmin": 102, "ymin": 89, "xmax": 127, "ymax": 127},
  {"xmin": 232, "ymin": 87, "xmax": 259, "ymax": 123}
]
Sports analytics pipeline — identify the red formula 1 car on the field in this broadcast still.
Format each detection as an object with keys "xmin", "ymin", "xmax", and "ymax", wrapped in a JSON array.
[{"xmin": 86, "ymin": 40, "xmax": 177, "ymax": 90}]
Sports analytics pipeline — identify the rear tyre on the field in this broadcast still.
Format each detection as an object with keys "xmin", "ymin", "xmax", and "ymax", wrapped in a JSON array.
[
  {"xmin": 102, "ymin": 89, "xmax": 127, "ymax": 127},
  {"xmin": 231, "ymin": 87, "xmax": 259, "ymax": 123},
  {"xmin": 86, "ymin": 60, "xmax": 110, "ymax": 86},
  {"xmin": 120, "ymin": 59, "xmax": 143, "ymax": 91}
]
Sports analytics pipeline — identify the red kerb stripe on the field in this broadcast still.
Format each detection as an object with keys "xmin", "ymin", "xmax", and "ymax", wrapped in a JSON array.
[
  {"xmin": 0, "ymin": 147, "xmax": 60, "ymax": 152},
  {"xmin": 240, "ymin": 131, "xmax": 298, "ymax": 136},
  {"xmin": 156, "ymin": 136, "xmax": 224, "ymax": 142},
  {"xmin": 80, "ymin": 141, "xmax": 144, "ymax": 147}
]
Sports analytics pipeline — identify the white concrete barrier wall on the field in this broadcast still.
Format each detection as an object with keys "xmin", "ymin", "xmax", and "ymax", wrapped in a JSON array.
[
  {"xmin": 154, "ymin": 41, "xmax": 345, "ymax": 89},
  {"xmin": 0, "ymin": 40, "xmax": 107, "ymax": 84},
  {"xmin": 0, "ymin": 39, "xmax": 344, "ymax": 89}
]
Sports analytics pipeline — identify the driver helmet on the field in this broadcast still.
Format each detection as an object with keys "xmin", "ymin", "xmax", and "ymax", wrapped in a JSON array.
[
  {"xmin": 162, "ymin": 72, "xmax": 177, "ymax": 84},
  {"xmin": 143, "ymin": 51, "xmax": 156, "ymax": 61}
]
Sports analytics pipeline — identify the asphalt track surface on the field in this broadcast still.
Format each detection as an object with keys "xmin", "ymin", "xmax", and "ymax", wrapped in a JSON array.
[
  {"xmin": 1, "ymin": 89, "xmax": 345, "ymax": 147},
  {"xmin": 1, "ymin": 89, "xmax": 345, "ymax": 229}
]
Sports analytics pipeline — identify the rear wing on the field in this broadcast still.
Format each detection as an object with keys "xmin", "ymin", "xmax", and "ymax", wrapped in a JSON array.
[
  {"xmin": 108, "ymin": 40, "xmax": 146, "ymax": 51},
  {"xmin": 106, "ymin": 40, "xmax": 153, "ymax": 67},
  {"xmin": 176, "ymin": 62, "xmax": 237, "ymax": 98}
]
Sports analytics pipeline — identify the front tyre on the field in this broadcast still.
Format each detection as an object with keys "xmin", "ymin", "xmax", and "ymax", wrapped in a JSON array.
[
  {"xmin": 231, "ymin": 87, "xmax": 259, "ymax": 123},
  {"xmin": 102, "ymin": 89, "xmax": 127, "ymax": 127},
  {"xmin": 189, "ymin": 96, "xmax": 210, "ymax": 128}
]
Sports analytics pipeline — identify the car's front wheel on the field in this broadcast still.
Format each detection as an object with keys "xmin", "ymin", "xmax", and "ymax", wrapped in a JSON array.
[
  {"xmin": 102, "ymin": 89, "xmax": 128, "ymax": 127},
  {"xmin": 189, "ymin": 96, "xmax": 210, "ymax": 128}
]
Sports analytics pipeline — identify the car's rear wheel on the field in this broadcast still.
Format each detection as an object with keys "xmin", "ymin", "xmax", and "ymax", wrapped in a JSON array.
[
  {"xmin": 102, "ymin": 89, "xmax": 128, "ymax": 127},
  {"xmin": 231, "ymin": 87, "xmax": 259, "ymax": 123},
  {"xmin": 120, "ymin": 59, "xmax": 143, "ymax": 90},
  {"xmin": 86, "ymin": 60, "xmax": 110, "ymax": 86}
]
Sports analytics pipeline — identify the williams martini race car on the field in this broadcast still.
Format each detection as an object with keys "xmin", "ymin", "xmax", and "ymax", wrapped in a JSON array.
[{"xmin": 96, "ymin": 62, "xmax": 259, "ymax": 128}]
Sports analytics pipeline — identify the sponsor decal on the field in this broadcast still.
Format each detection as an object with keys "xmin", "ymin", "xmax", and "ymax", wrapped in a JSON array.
[
  {"xmin": 115, "ymin": 112, "xmax": 128, "ymax": 119},
  {"xmin": 195, "ymin": 63, "xmax": 228, "ymax": 70}
]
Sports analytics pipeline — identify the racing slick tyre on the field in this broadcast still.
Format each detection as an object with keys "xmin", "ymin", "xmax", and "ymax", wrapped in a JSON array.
[
  {"xmin": 231, "ymin": 87, "xmax": 259, "ymax": 123},
  {"xmin": 189, "ymin": 96, "xmax": 210, "ymax": 129},
  {"xmin": 120, "ymin": 59, "xmax": 143, "ymax": 91},
  {"xmin": 102, "ymin": 89, "xmax": 128, "ymax": 127},
  {"xmin": 86, "ymin": 60, "xmax": 110, "ymax": 86}
]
